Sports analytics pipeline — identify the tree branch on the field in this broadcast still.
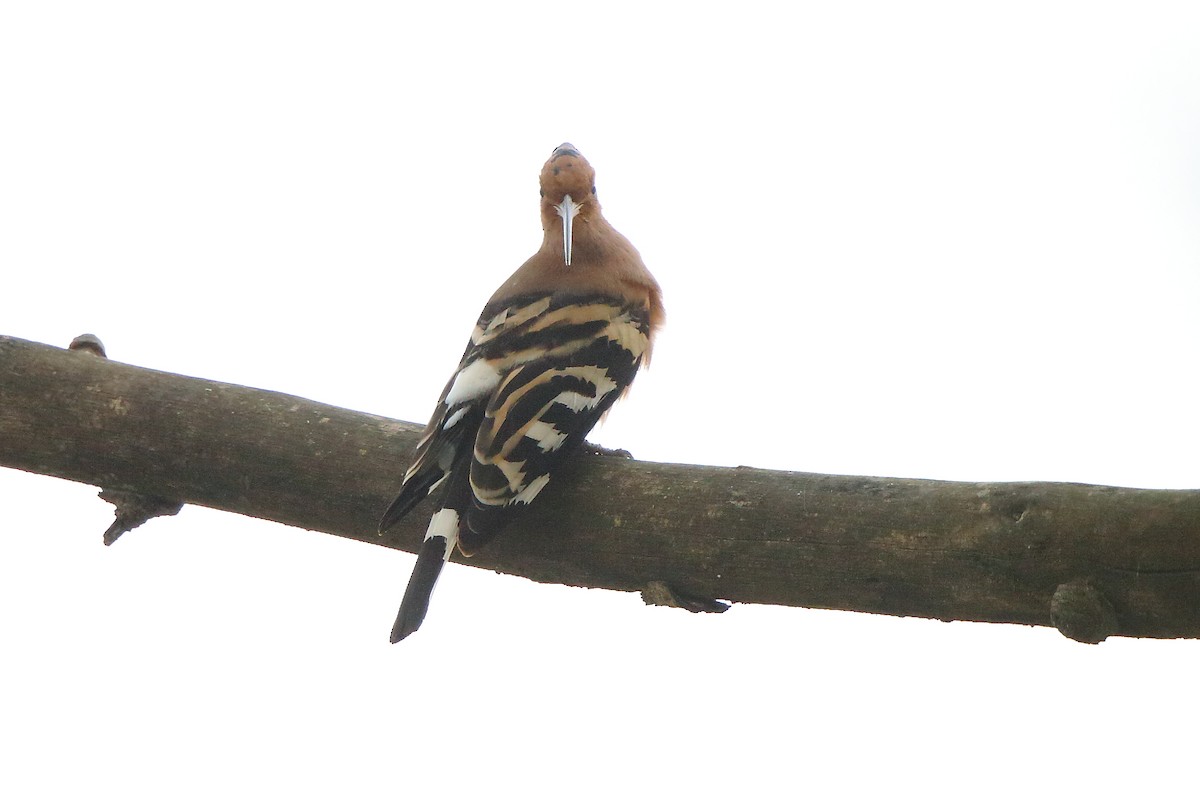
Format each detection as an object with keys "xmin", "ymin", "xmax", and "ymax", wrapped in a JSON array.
[{"xmin": 3, "ymin": 334, "xmax": 1198, "ymax": 643}]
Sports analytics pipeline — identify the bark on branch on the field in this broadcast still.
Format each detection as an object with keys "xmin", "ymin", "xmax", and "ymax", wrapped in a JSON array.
[{"xmin": 2, "ymin": 334, "xmax": 1198, "ymax": 643}]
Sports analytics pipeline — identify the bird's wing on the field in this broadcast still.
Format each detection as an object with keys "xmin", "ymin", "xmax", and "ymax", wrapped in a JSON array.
[
  {"xmin": 460, "ymin": 293, "xmax": 652, "ymax": 552},
  {"xmin": 379, "ymin": 293, "xmax": 574, "ymax": 533}
]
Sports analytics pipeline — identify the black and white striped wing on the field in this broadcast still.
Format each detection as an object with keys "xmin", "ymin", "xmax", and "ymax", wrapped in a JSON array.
[
  {"xmin": 460, "ymin": 295, "xmax": 652, "ymax": 552},
  {"xmin": 379, "ymin": 292, "xmax": 651, "ymax": 541}
]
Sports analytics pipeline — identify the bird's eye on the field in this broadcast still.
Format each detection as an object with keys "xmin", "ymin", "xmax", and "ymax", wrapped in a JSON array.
[
  {"xmin": 591, "ymin": 186, "xmax": 597, "ymax": 194},
  {"xmin": 539, "ymin": 189, "xmax": 545, "ymax": 197}
]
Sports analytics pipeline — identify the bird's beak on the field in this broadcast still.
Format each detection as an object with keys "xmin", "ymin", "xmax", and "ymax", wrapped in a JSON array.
[{"xmin": 554, "ymin": 194, "xmax": 580, "ymax": 267}]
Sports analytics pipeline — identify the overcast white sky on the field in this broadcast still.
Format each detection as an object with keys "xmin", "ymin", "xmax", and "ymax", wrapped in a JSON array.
[{"xmin": 2, "ymin": 2, "xmax": 1199, "ymax": 782}]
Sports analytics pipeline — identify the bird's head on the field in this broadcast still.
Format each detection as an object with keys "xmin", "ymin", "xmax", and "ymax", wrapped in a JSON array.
[{"xmin": 539, "ymin": 143, "xmax": 599, "ymax": 267}]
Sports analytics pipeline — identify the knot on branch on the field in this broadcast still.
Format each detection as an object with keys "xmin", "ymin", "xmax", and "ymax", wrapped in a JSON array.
[
  {"xmin": 1050, "ymin": 579, "xmax": 1118, "ymax": 644},
  {"xmin": 68, "ymin": 333, "xmax": 107, "ymax": 357},
  {"xmin": 641, "ymin": 581, "xmax": 730, "ymax": 613}
]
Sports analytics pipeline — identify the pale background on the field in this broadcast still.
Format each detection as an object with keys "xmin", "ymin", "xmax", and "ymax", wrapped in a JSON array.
[{"xmin": 2, "ymin": 2, "xmax": 1198, "ymax": 782}]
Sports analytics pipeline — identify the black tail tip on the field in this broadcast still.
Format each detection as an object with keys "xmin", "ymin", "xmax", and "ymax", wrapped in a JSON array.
[
  {"xmin": 388, "ymin": 535, "xmax": 448, "ymax": 643},
  {"xmin": 390, "ymin": 607, "xmax": 427, "ymax": 643}
]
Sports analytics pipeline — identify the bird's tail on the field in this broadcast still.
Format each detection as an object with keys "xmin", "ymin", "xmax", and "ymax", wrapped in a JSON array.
[{"xmin": 390, "ymin": 508, "xmax": 459, "ymax": 643}]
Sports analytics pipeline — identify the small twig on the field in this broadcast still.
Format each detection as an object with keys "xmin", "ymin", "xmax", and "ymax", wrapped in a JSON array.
[
  {"xmin": 641, "ymin": 580, "xmax": 730, "ymax": 613},
  {"xmin": 98, "ymin": 489, "xmax": 184, "ymax": 545}
]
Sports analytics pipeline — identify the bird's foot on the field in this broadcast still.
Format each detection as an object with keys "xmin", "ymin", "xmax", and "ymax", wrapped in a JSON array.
[{"xmin": 581, "ymin": 441, "xmax": 633, "ymax": 459}]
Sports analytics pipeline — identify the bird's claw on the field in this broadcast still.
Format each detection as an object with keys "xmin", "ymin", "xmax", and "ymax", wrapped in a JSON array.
[{"xmin": 582, "ymin": 441, "xmax": 633, "ymax": 459}]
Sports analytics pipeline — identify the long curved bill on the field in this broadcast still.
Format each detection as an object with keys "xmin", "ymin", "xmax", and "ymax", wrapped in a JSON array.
[{"xmin": 554, "ymin": 194, "xmax": 580, "ymax": 266}]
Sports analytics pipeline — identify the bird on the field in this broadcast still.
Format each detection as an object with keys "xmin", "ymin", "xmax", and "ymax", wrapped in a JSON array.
[{"xmin": 378, "ymin": 143, "xmax": 663, "ymax": 642}]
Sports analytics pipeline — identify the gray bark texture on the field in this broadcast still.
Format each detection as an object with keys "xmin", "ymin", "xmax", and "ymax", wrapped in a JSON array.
[{"xmin": 2, "ymin": 334, "xmax": 1198, "ymax": 643}]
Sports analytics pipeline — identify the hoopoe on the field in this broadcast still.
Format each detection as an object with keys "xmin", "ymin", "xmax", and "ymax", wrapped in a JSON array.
[{"xmin": 379, "ymin": 143, "xmax": 662, "ymax": 642}]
